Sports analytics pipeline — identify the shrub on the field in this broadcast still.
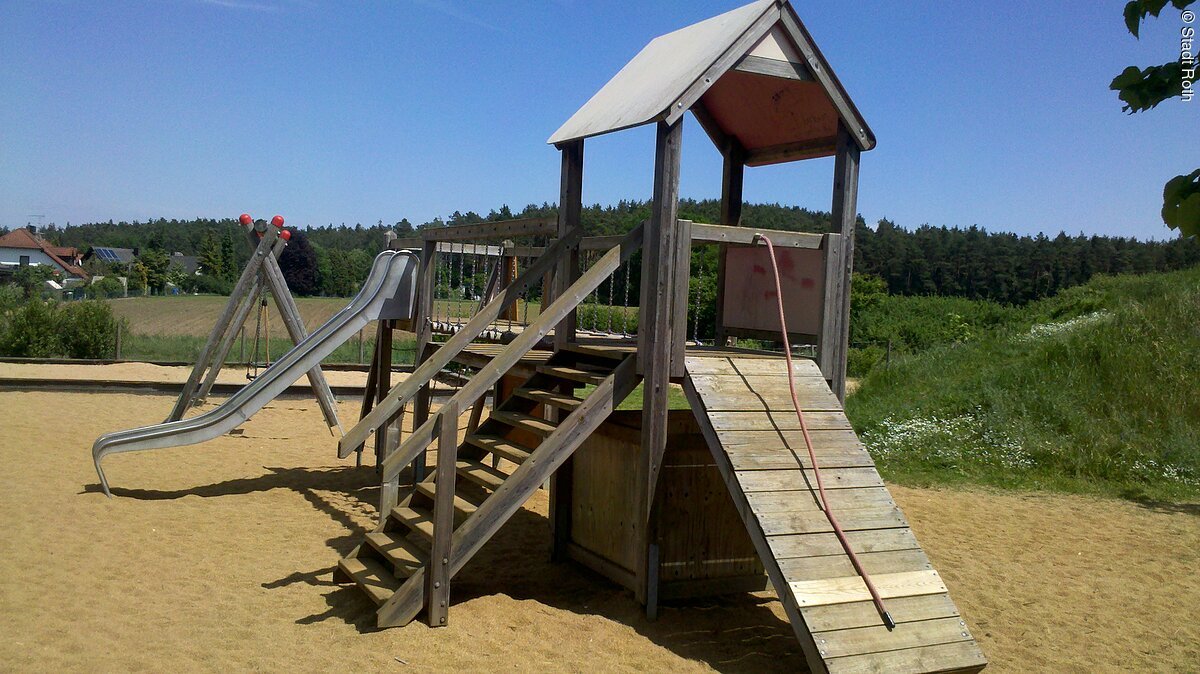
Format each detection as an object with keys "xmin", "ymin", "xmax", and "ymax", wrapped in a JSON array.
[
  {"xmin": 58, "ymin": 300, "xmax": 119, "ymax": 359},
  {"xmin": 86, "ymin": 276, "xmax": 126, "ymax": 299},
  {"xmin": 0, "ymin": 299, "xmax": 62, "ymax": 357},
  {"xmin": 181, "ymin": 274, "xmax": 233, "ymax": 295}
]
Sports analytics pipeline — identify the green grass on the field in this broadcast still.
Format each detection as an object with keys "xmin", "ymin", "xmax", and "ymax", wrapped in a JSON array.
[{"xmin": 845, "ymin": 267, "xmax": 1200, "ymax": 502}]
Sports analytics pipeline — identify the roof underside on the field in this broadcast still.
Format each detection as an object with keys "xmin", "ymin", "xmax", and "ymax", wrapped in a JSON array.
[{"xmin": 548, "ymin": 0, "xmax": 874, "ymax": 164}]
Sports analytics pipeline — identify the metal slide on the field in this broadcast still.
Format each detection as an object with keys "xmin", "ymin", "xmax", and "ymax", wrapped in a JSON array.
[{"xmin": 92, "ymin": 250, "xmax": 418, "ymax": 497}]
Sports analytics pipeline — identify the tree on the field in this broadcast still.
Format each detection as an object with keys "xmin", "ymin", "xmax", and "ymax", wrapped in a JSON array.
[
  {"xmin": 198, "ymin": 230, "xmax": 224, "ymax": 277},
  {"xmin": 138, "ymin": 249, "xmax": 171, "ymax": 293},
  {"xmin": 279, "ymin": 230, "xmax": 320, "ymax": 295},
  {"xmin": 1111, "ymin": 0, "xmax": 1199, "ymax": 236}
]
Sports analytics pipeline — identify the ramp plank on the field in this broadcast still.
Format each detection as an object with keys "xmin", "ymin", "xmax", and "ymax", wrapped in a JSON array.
[
  {"xmin": 685, "ymin": 355, "xmax": 986, "ymax": 674},
  {"xmin": 789, "ymin": 569, "xmax": 947, "ymax": 608}
]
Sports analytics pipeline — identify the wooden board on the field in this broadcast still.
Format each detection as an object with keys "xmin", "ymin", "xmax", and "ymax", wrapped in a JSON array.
[{"xmin": 684, "ymin": 355, "xmax": 986, "ymax": 674}]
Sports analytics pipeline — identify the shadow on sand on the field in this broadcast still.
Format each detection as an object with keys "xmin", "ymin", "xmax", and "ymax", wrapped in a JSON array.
[{"xmin": 85, "ymin": 464, "xmax": 801, "ymax": 670}]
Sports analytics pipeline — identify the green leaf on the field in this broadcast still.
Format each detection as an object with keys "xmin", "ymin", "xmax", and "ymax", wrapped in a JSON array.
[
  {"xmin": 1175, "ymin": 194, "xmax": 1200, "ymax": 237},
  {"xmin": 1110, "ymin": 65, "xmax": 1144, "ymax": 90},
  {"xmin": 1124, "ymin": 1, "xmax": 1142, "ymax": 37}
]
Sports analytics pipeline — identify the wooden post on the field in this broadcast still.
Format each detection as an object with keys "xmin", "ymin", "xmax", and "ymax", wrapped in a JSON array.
[
  {"xmin": 552, "ymin": 140, "xmax": 583, "ymax": 351},
  {"xmin": 376, "ymin": 320, "xmax": 397, "ymax": 513},
  {"xmin": 238, "ymin": 325, "xmax": 245, "ymax": 364},
  {"xmin": 114, "ymin": 322, "xmax": 122, "ymax": 361},
  {"xmin": 828, "ymin": 122, "xmax": 860, "ymax": 402},
  {"xmin": 426, "ymin": 400, "xmax": 458, "ymax": 627},
  {"xmin": 636, "ymin": 119, "xmax": 682, "ymax": 613},
  {"xmin": 410, "ymin": 240, "xmax": 438, "ymax": 483},
  {"xmin": 358, "ymin": 328, "xmax": 365, "ymax": 364},
  {"xmin": 549, "ymin": 139, "xmax": 583, "ymax": 563},
  {"xmin": 714, "ymin": 141, "xmax": 745, "ymax": 346}
]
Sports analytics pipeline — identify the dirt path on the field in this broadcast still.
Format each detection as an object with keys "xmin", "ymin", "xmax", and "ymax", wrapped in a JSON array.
[{"xmin": 0, "ymin": 390, "xmax": 1196, "ymax": 672}]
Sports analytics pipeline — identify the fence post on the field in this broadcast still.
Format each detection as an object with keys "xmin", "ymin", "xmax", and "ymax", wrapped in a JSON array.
[
  {"xmin": 358, "ymin": 328, "xmax": 365, "ymax": 364},
  {"xmin": 114, "ymin": 322, "xmax": 122, "ymax": 361}
]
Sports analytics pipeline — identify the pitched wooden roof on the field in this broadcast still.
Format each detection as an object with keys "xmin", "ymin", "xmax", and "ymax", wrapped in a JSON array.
[
  {"xmin": 0, "ymin": 228, "xmax": 89, "ymax": 279},
  {"xmin": 548, "ymin": 0, "xmax": 874, "ymax": 165}
]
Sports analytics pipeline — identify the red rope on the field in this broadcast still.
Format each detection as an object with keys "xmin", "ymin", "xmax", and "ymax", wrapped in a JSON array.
[{"xmin": 755, "ymin": 234, "xmax": 895, "ymax": 630}]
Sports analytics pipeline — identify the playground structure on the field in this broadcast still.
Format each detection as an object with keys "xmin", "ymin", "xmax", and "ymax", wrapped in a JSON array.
[
  {"xmin": 93, "ymin": 2, "xmax": 986, "ymax": 671},
  {"xmin": 166, "ymin": 214, "xmax": 342, "ymax": 429}
]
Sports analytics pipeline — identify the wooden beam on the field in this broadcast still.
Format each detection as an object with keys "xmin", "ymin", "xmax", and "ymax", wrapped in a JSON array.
[
  {"xmin": 426, "ymin": 400, "xmax": 458, "ymax": 627},
  {"xmin": 375, "ymin": 320, "xmax": 397, "ymax": 514},
  {"xmin": 818, "ymin": 233, "xmax": 843, "ymax": 383},
  {"xmin": 554, "ymin": 140, "xmax": 583, "ymax": 351},
  {"xmin": 714, "ymin": 143, "xmax": 745, "ymax": 346},
  {"xmin": 419, "ymin": 216, "xmax": 557, "ymax": 242},
  {"xmin": 733, "ymin": 54, "xmax": 814, "ymax": 81},
  {"xmin": 744, "ymin": 136, "xmax": 839, "ymax": 167},
  {"xmin": 690, "ymin": 223, "xmax": 823, "ymax": 249},
  {"xmin": 828, "ymin": 123, "xmax": 860, "ymax": 402},
  {"xmin": 638, "ymin": 119, "xmax": 682, "ymax": 612},
  {"xmin": 688, "ymin": 99, "xmax": 730, "ymax": 153}
]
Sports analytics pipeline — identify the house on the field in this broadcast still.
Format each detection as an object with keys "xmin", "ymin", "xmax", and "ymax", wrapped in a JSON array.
[
  {"xmin": 0, "ymin": 226, "xmax": 89, "ymax": 282},
  {"xmin": 168, "ymin": 252, "xmax": 199, "ymax": 276},
  {"xmin": 83, "ymin": 246, "xmax": 138, "ymax": 270}
]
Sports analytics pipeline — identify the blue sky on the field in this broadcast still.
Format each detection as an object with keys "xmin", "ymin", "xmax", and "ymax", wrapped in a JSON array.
[{"xmin": 0, "ymin": 1, "xmax": 1194, "ymax": 239}]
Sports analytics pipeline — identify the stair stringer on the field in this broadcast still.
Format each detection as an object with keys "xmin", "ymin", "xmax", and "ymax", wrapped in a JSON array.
[{"xmin": 375, "ymin": 354, "xmax": 640, "ymax": 627}]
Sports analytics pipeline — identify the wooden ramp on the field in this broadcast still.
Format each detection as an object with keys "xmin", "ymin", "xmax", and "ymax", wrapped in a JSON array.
[{"xmin": 683, "ymin": 356, "xmax": 987, "ymax": 674}]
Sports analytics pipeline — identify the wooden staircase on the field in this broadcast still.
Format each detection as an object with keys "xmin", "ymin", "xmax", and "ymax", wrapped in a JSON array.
[{"xmin": 334, "ymin": 347, "xmax": 638, "ymax": 627}]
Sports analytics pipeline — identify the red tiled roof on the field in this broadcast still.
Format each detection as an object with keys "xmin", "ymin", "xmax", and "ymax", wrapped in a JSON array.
[{"xmin": 0, "ymin": 228, "xmax": 89, "ymax": 279}]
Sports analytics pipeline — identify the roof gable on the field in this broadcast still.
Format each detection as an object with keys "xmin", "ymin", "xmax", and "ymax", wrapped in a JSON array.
[
  {"xmin": 0, "ymin": 228, "xmax": 45, "ymax": 250},
  {"xmin": 547, "ymin": 0, "xmax": 873, "ymax": 162}
]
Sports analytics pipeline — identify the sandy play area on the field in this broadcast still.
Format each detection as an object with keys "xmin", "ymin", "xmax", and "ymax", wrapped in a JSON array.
[{"xmin": 1, "ymin": 387, "xmax": 1197, "ymax": 672}]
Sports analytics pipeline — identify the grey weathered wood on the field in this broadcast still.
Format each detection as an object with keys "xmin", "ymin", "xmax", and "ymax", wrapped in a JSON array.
[
  {"xmin": 828, "ymin": 123, "xmax": 859, "ymax": 402},
  {"xmin": 670, "ymin": 218, "xmax": 691, "ymax": 372},
  {"xmin": 818, "ymin": 233, "xmax": 843, "ymax": 384},
  {"xmin": 166, "ymin": 227, "xmax": 278, "ymax": 422},
  {"xmin": 714, "ymin": 142, "xmax": 745, "ymax": 345},
  {"xmin": 376, "ymin": 320, "xmax": 400, "ymax": 514},
  {"xmin": 419, "ymin": 216, "xmax": 557, "ymax": 242},
  {"xmin": 377, "ymin": 225, "xmax": 643, "ymax": 482},
  {"xmin": 744, "ymin": 137, "xmax": 840, "ymax": 167},
  {"xmin": 259, "ymin": 252, "xmax": 341, "ymax": 430},
  {"xmin": 339, "ymin": 229, "xmax": 582, "ymax": 458},
  {"xmin": 777, "ymin": 6, "xmax": 876, "ymax": 152},
  {"xmin": 375, "ymin": 355, "xmax": 639, "ymax": 627},
  {"xmin": 690, "ymin": 223, "xmax": 823, "ymax": 249},
  {"xmin": 733, "ymin": 53, "xmax": 814, "ymax": 81},
  {"xmin": 426, "ymin": 400, "xmax": 458, "ymax": 627},
  {"xmin": 664, "ymin": 4, "xmax": 781, "ymax": 126},
  {"xmin": 195, "ymin": 272, "xmax": 267, "ymax": 403},
  {"xmin": 554, "ymin": 139, "xmax": 583, "ymax": 351}
]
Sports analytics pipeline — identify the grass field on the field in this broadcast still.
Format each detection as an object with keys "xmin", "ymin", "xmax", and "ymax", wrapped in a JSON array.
[{"xmin": 846, "ymin": 266, "xmax": 1200, "ymax": 502}]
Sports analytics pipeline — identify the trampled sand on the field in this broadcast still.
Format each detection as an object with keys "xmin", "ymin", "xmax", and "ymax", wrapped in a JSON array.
[{"xmin": 0, "ymin": 388, "xmax": 1197, "ymax": 672}]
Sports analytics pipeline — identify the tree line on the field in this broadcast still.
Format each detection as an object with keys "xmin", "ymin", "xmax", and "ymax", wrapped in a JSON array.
[{"xmin": 13, "ymin": 200, "xmax": 1199, "ymax": 304}]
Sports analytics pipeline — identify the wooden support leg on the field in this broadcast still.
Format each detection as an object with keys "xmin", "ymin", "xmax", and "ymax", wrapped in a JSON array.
[
  {"xmin": 375, "ymin": 321, "xmax": 399, "ymax": 515},
  {"xmin": 426, "ymin": 401, "xmax": 458, "ymax": 627}
]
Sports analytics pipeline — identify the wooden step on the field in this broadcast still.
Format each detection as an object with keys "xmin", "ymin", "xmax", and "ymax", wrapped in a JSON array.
[
  {"xmin": 535, "ymin": 364, "xmax": 608, "ymax": 386},
  {"xmin": 513, "ymin": 387, "xmax": 583, "ymax": 412},
  {"xmin": 559, "ymin": 342, "xmax": 631, "ymax": 361},
  {"xmin": 456, "ymin": 458, "xmax": 509, "ymax": 492},
  {"xmin": 337, "ymin": 555, "xmax": 399, "ymax": 606},
  {"xmin": 388, "ymin": 506, "xmax": 435, "ymax": 542},
  {"xmin": 364, "ymin": 531, "xmax": 429, "ymax": 577},
  {"xmin": 465, "ymin": 434, "xmax": 534, "ymax": 464},
  {"xmin": 413, "ymin": 479, "xmax": 479, "ymax": 520},
  {"xmin": 489, "ymin": 410, "xmax": 558, "ymax": 437}
]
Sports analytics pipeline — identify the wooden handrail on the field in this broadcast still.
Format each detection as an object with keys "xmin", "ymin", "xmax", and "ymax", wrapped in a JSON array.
[
  {"xmin": 336, "ymin": 227, "xmax": 582, "ymax": 458},
  {"xmin": 378, "ymin": 222, "xmax": 645, "ymax": 482},
  {"xmin": 419, "ymin": 216, "xmax": 557, "ymax": 242}
]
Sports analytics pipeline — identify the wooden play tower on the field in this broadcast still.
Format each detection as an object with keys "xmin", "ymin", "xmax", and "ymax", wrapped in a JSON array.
[{"xmin": 333, "ymin": 2, "xmax": 987, "ymax": 671}]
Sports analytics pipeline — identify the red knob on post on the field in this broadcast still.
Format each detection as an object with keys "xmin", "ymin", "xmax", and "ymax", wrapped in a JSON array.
[
  {"xmin": 280, "ymin": 229, "xmax": 292, "ymax": 241},
  {"xmin": 271, "ymin": 215, "xmax": 285, "ymax": 228},
  {"xmin": 239, "ymin": 213, "xmax": 252, "ymax": 225}
]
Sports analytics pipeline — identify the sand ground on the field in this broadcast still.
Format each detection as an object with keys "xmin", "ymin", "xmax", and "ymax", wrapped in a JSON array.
[
  {"xmin": 1, "ymin": 389, "xmax": 1197, "ymax": 672},
  {"xmin": 0, "ymin": 361, "xmax": 370, "ymax": 389}
]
